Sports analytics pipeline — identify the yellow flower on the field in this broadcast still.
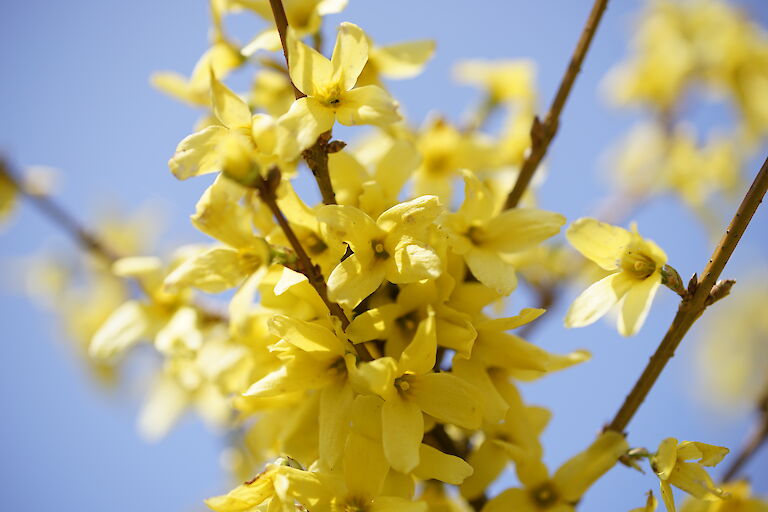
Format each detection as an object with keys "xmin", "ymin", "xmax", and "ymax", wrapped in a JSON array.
[
  {"xmin": 169, "ymin": 71, "xmax": 286, "ymax": 181},
  {"xmin": 346, "ymin": 277, "xmax": 476, "ymax": 359},
  {"xmin": 651, "ymin": 438, "xmax": 730, "ymax": 512},
  {"xmin": 365, "ymin": 313, "xmax": 481, "ymax": 473},
  {"xmin": 206, "ymin": 456, "xmax": 308, "ymax": 512},
  {"xmin": 564, "ymin": 218, "xmax": 667, "ymax": 336},
  {"xmin": 442, "ymin": 172, "xmax": 566, "ymax": 296},
  {"xmin": 483, "ymin": 431, "xmax": 629, "ymax": 512},
  {"xmin": 276, "ymin": 22, "xmax": 401, "ymax": 160},
  {"xmin": 318, "ymin": 195, "xmax": 443, "ymax": 309},
  {"xmin": 164, "ymin": 177, "xmax": 270, "ymax": 293}
]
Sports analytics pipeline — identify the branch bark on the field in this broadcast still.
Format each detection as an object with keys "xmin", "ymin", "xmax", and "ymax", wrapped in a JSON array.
[
  {"xmin": 606, "ymin": 155, "xmax": 768, "ymax": 434},
  {"xmin": 0, "ymin": 158, "xmax": 229, "ymax": 323},
  {"xmin": 268, "ymin": 0, "xmax": 340, "ymax": 206},
  {"xmin": 504, "ymin": 0, "xmax": 610, "ymax": 209},
  {"xmin": 254, "ymin": 168, "xmax": 376, "ymax": 361}
]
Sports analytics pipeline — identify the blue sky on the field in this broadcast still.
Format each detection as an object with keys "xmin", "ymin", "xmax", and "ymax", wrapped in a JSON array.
[{"xmin": 1, "ymin": 1, "xmax": 767, "ymax": 510}]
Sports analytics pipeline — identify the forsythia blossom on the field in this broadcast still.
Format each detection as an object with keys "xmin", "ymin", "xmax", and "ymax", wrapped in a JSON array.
[{"xmin": 565, "ymin": 218, "xmax": 667, "ymax": 336}]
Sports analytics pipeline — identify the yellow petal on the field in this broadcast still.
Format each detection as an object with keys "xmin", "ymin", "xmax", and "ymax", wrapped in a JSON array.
[
  {"xmin": 460, "ymin": 440, "xmax": 507, "ymax": 499},
  {"xmin": 451, "ymin": 358, "xmax": 508, "ymax": 424},
  {"xmin": 138, "ymin": 372, "xmax": 188, "ymax": 442},
  {"xmin": 456, "ymin": 171, "xmax": 495, "ymax": 225},
  {"xmin": 618, "ymin": 272, "xmax": 662, "ymax": 336},
  {"xmin": 319, "ymin": 380, "xmax": 354, "ymax": 469},
  {"xmin": 409, "ymin": 372, "xmax": 481, "ymax": 429},
  {"xmin": 210, "ymin": 71, "xmax": 252, "ymax": 129},
  {"xmin": 344, "ymin": 431, "xmax": 389, "ymax": 498},
  {"xmin": 336, "ymin": 85, "xmax": 401, "ymax": 127},
  {"xmin": 164, "ymin": 246, "xmax": 251, "ymax": 293},
  {"xmin": 382, "ymin": 395, "xmax": 424, "ymax": 473},
  {"xmin": 317, "ymin": 203, "xmax": 382, "ymax": 255},
  {"xmin": 667, "ymin": 462, "xmax": 728, "ymax": 501},
  {"xmin": 483, "ymin": 489, "xmax": 538, "ymax": 512},
  {"xmin": 371, "ymin": 40, "xmax": 436, "ymax": 79},
  {"xmin": 413, "ymin": 444, "xmax": 473, "ymax": 484},
  {"xmin": 379, "ymin": 194, "xmax": 442, "ymax": 233},
  {"xmin": 566, "ymin": 217, "xmax": 631, "ymax": 270},
  {"xmin": 660, "ymin": 480, "xmax": 676, "ymax": 512},
  {"xmin": 653, "ymin": 438, "xmax": 679, "ymax": 481},
  {"xmin": 465, "ymin": 247, "xmax": 517, "ymax": 296},
  {"xmin": 676, "ymin": 441, "xmax": 729, "ymax": 467},
  {"xmin": 269, "ymin": 315, "xmax": 345, "ymax": 355},
  {"xmin": 89, "ymin": 300, "xmax": 151, "ymax": 361},
  {"xmin": 564, "ymin": 272, "xmax": 633, "ymax": 328},
  {"xmin": 327, "ymin": 253, "xmax": 386, "ymax": 308},
  {"xmin": 370, "ymin": 497, "xmax": 427, "ymax": 512},
  {"xmin": 276, "ymin": 97, "xmax": 335, "ymax": 161},
  {"xmin": 399, "ymin": 312, "xmax": 437, "ymax": 375},
  {"xmin": 346, "ymin": 304, "xmax": 400, "ymax": 343},
  {"xmin": 484, "ymin": 208, "xmax": 566, "ymax": 254},
  {"xmin": 553, "ymin": 430, "xmax": 629, "ymax": 502},
  {"xmin": 287, "ymin": 31, "xmax": 332, "ymax": 96},
  {"xmin": 330, "ymin": 22, "xmax": 369, "ymax": 91},
  {"xmin": 169, "ymin": 125, "xmax": 228, "ymax": 180},
  {"xmin": 388, "ymin": 240, "xmax": 442, "ymax": 283},
  {"xmin": 191, "ymin": 176, "xmax": 256, "ymax": 248}
]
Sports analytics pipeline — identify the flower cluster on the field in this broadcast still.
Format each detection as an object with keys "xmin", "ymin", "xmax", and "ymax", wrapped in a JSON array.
[{"xmin": 7, "ymin": 0, "xmax": 768, "ymax": 511}]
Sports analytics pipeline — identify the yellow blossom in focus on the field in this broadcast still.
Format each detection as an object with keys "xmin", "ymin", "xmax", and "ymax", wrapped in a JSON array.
[
  {"xmin": 442, "ymin": 172, "xmax": 565, "ymax": 296},
  {"xmin": 169, "ymin": 71, "xmax": 287, "ymax": 181},
  {"xmin": 565, "ymin": 218, "xmax": 667, "ymax": 336},
  {"xmin": 318, "ymin": 195, "xmax": 443, "ymax": 308},
  {"xmin": 276, "ymin": 22, "xmax": 401, "ymax": 160},
  {"xmin": 651, "ymin": 438, "xmax": 730, "ymax": 512}
]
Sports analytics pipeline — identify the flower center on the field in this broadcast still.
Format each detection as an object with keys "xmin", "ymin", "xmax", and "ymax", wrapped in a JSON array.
[
  {"xmin": 620, "ymin": 249, "xmax": 656, "ymax": 280},
  {"xmin": 316, "ymin": 82, "xmax": 343, "ymax": 107},
  {"xmin": 530, "ymin": 482, "xmax": 559, "ymax": 508},
  {"xmin": 338, "ymin": 494, "xmax": 371, "ymax": 512},
  {"xmin": 305, "ymin": 232, "xmax": 328, "ymax": 255},
  {"xmin": 396, "ymin": 311, "xmax": 420, "ymax": 335},
  {"xmin": 394, "ymin": 376, "xmax": 412, "ymax": 395},
  {"xmin": 371, "ymin": 239, "xmax": 389, "ymax": 259},
  {"xmin": 466, "ymin": 225, "xmax": 485, "ymax": 245}
]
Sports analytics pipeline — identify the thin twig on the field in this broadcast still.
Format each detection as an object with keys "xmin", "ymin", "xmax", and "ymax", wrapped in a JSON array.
[
  {"xmin": 1, "ymin": 160, "xmax": 118, "ymax": 263},
  {"xmin": 504, "ymin": 0, "xmax": 610, "ymax": 209},
  {"xmin": 606, "ymin": 155, "xmax": 768, "ymax": 434},
  {"xmin": 722, "ymin": 381, "xmax": 768, "ymax": 482},
  {"xmin": 268, "ymin": 0, "xmax": 340, "ymax": 206},
  {"xmin": 268, "ymin": 0, "xmax": 304, "ymax": 100},
  {"xmin": 254, "ymin": 168, "xmax": 376, "ymax": 361},
  {"xmin": 1, "ymin": 158, "xmax": 229, "ymax": 323}
]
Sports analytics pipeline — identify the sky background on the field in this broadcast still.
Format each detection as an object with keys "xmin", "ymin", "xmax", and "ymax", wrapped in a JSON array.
[{"xmin": 1, "ymin": 1, "xmax": 767, "ymax": 511}]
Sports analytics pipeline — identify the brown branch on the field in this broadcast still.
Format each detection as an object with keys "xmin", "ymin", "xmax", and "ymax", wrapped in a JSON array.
[
  {"xmin": 504, "ymin": 0, "xmax": 610, "ymax": 209},
  {"xmin": 606, "ymin": 155, "xmax": 768, "ymax": 434},
  {"xmin": 722, "ymin": 381, "xmax": 768, "ymax": 482},
  {"xmin": 1, "ymin": 157, "xmax": 230, "ymax": 324},
  {"xmin": 268, "ymin": 0, "xmax": 304, "ymax": 100},
  {"xmin": 268, "ymin": 0, "xmax": 341, "ymax": 206},
  {"xmin": 253, "ymin": 168, "xmax": 375, "ymax": 361},
  {"xmin": 1, "ymin": 159, "xmax": 118, "ymax": 263}
]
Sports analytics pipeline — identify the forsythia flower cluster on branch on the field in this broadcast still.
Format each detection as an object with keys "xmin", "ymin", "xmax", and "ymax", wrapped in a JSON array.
[{"xmin": 5, "ymin": 0, "xmax": 768, "ymax": 511}]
